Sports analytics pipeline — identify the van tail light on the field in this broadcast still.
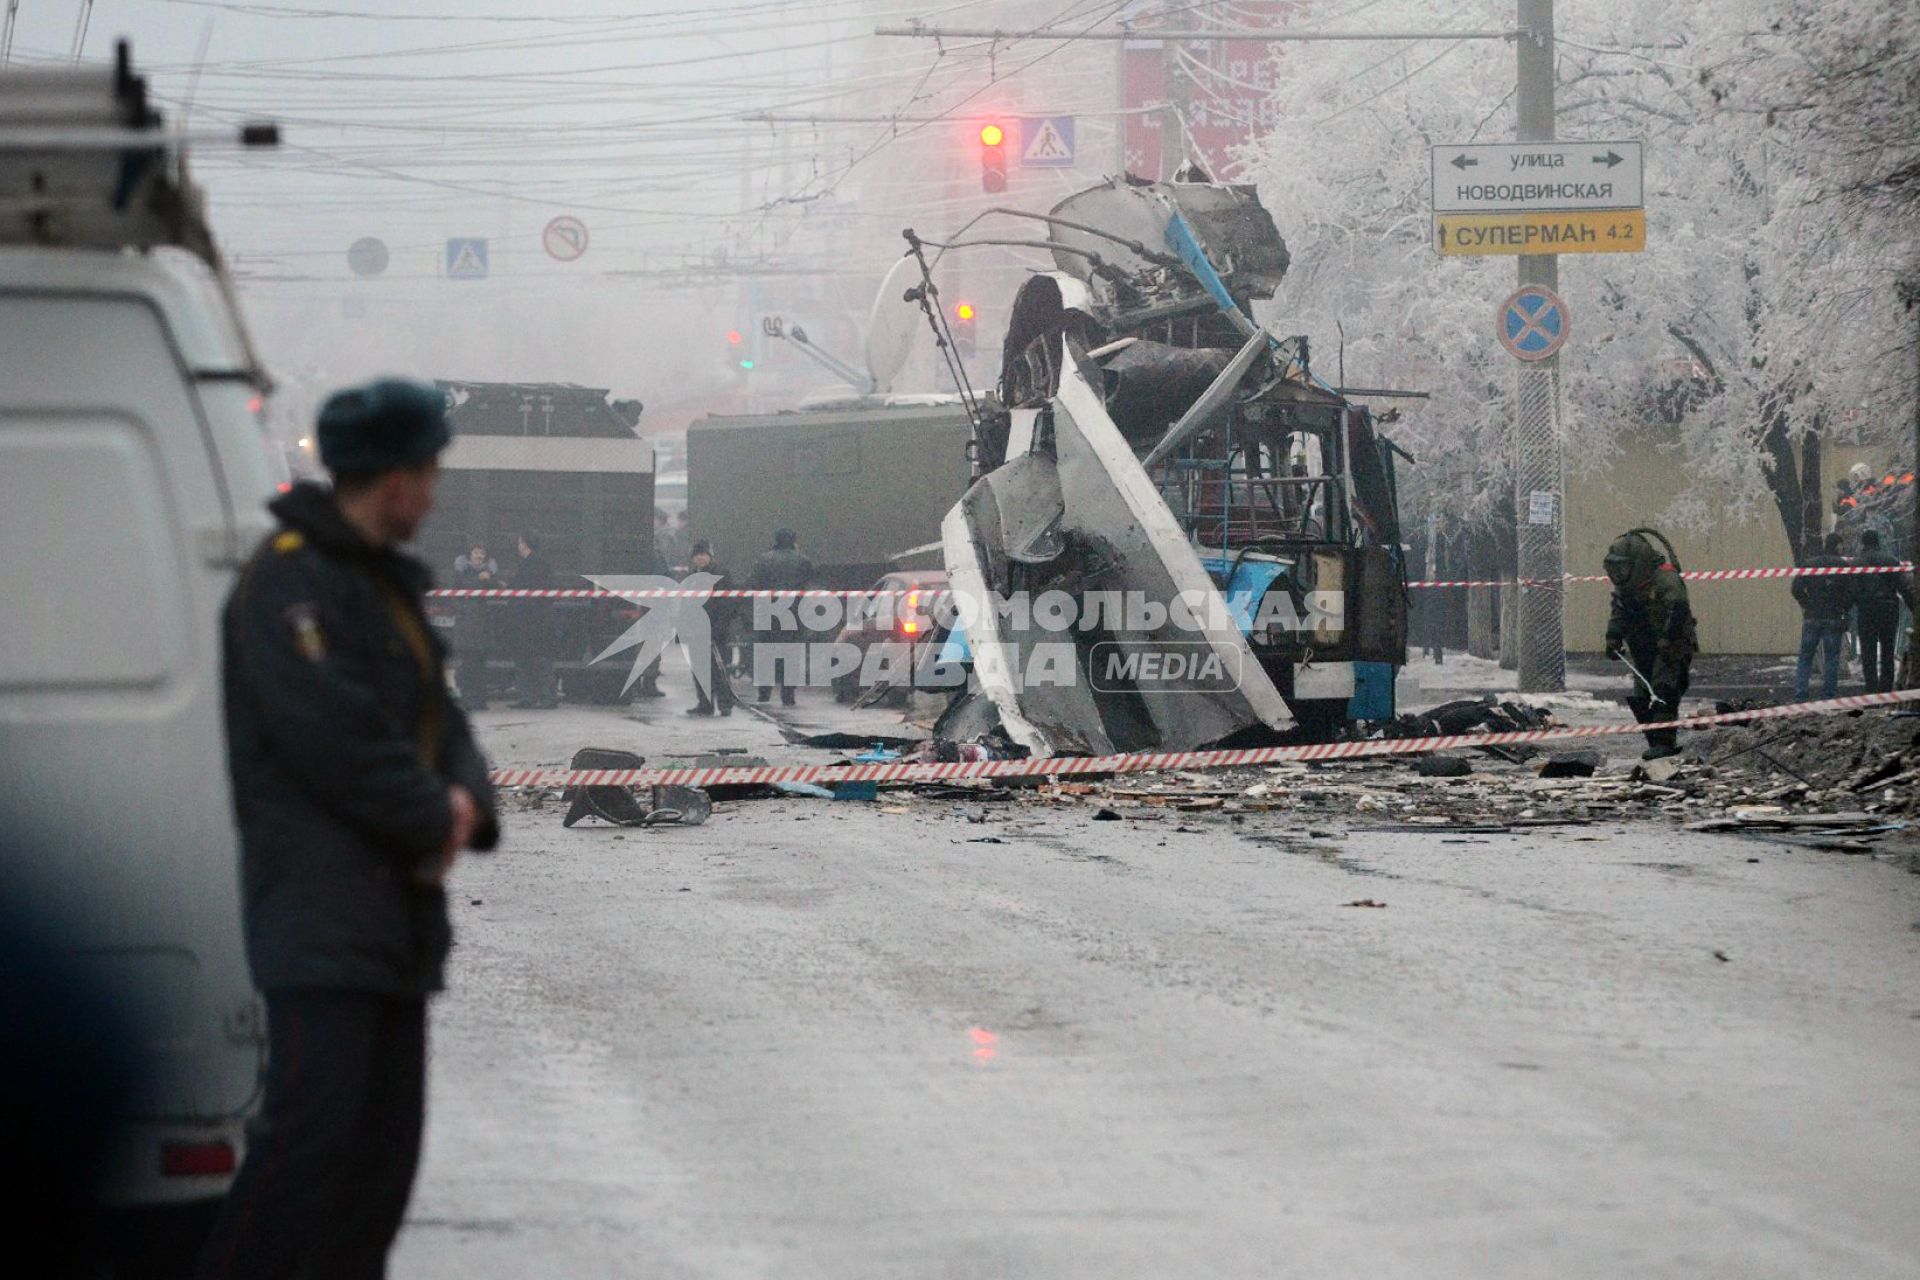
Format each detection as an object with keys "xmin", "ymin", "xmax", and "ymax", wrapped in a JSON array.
[{"xmin": 162, "ymin": 1140, "xmax": 237, "ymax": 1177}]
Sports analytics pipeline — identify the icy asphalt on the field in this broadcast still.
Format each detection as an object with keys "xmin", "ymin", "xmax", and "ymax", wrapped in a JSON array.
[{"xmin": 392, "ymin": 666, "xmax": 1920, "ymax": 1279}]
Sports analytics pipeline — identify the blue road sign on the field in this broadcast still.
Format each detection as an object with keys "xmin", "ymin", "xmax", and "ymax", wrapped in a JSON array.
[
  {"xmin": 445, "ymin": 237, "xmax": 489, "ymax": 280},
  {"xmin": 1020, "ymin": 116, "xmax": 1075, "ymax": 168},
  {"xmin": 1498, "ymin": 284, "xmax": 1569, "ymax": 361}
]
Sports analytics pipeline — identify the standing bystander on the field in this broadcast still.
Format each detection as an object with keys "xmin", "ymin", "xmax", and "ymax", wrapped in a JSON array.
[
  {"xmin": 196, "ymin": 378, "xmax": 500, "ymax": 1280},
  {"xmin": 1853, "ymin": 529, "xmax": 1911, "ymax": 693},
  {"xmin": 1793, "ymin": 531, "xmax": 1855, "ymax": 700},
  {"xmin": 509, "ymin": 532, "xmax": 559, "ymax": 708}
]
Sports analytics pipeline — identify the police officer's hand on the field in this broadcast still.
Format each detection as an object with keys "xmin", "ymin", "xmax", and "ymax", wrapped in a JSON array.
[
  {"xmin": 1605, "ymin": 645, "xmax": 1622, "ymax": 662},
  {"xmin": 416, "ymin": 786, "xmax": 478, "ymax": 885}
]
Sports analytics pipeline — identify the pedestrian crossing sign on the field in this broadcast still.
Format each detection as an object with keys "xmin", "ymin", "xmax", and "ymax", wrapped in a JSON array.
[
  {"xmin": 445, "ymin": 237, "xmax": 489, "ymax": 280},
  {"xmin": 1020, "ymin": 116, "xmax": 1075, "ymax": 168}
]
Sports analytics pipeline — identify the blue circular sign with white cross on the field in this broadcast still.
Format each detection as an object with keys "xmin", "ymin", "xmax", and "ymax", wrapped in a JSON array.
[{"xmin": 1498, "ymin": 285, "xmax": 1570, "ymax": 361}]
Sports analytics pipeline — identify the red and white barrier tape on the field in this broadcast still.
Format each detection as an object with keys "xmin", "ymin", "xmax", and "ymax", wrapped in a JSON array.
[
  {"xmin": 486, "ymin": 687, "xmax": 1920, "ymax": 791},
  {"xmin": 429, "ymin": 587, "xmax": 882, "ymax": 599},
  {"xmin": 431, "ymin": 562, "xmax": 1915, "ymax": 601},
  {"xmin": 1411, "ymin": 562, "xmax": 1916, "ymax": 589}
]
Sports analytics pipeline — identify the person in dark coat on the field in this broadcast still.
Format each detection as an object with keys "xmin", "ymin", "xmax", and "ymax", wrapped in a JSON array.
[
  {"xmin": 1603, "ymin": 529, "xmax": 1698, "ymax": 759},
  {"xmin": 1792, "ymin": 531, "xmax": 1854, "ymax": 700},
  {"xmin": 450, "ymin": 544, "xmax": 498, "ymax": 708},
  {"xmin": 197, "ymin": 378, "xmax": 500, "ymax": 1280},
  {"xmin": 748, "ymin": 528, "xmax": 814, "ymax": 705},
  {"xmin": 1853, "ymin": 529, "xmax": 1912, "ymax": 694},
  {"xmin": 509, "ymin": 531, "xmax": 559, "ymax": 708},
  {"xmin": 685, "ymin": 540, "xmax": 738, "ymax": 716}
]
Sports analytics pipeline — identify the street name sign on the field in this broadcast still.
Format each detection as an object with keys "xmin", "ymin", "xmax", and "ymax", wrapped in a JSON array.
[
  {"xmin": 1432, "ymin": 140, "xmax": 1643, "ymax": 213},
  {"xmin": 1432, "ymin": 138, "xmax": 1645, "ymax": 257},
  {"xmin": 1438, "ymin": 209, "xmax": 1645, "ymax": 257}
]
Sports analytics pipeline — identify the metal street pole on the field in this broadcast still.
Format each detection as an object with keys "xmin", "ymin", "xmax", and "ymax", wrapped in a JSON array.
[
  {"xmin": 1513, "ymin": 0, "xmax": 1564, "ymax": 692},
  {"xmin": 1160, "ymin": 34, "xmax": 1189, "ymax": 181},
  {"xmin": 1903, "ymin": 279, "xmax": 1920, "ymax": 688}
]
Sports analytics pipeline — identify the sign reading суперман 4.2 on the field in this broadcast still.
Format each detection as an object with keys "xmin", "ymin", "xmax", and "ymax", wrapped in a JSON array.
[
  {"xmin": 1431, "ymin": 140, "xmax": 1643, "ymax": 213},
  {"xmin": 1431, "ymin": 139, "xmax": 1644, "ymax": 257}
]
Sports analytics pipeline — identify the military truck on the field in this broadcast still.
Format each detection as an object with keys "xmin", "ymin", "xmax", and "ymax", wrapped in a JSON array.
[
  {"xmin": 686, "ymin": 395, "xmax": 973, "ymax": 586},
  {"xmin": 418, "ymin": 380, "xmax": 656, "ymax": 703}
]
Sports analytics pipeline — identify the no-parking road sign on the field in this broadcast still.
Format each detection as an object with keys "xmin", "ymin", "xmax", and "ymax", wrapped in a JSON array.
[
  {"xmin": 543, "ymin": 215, "xmax": 589, "ymax": 262},
  {"xmin": 1498, "ymin": 285, "xmax": 1570, "ymax": 361}
]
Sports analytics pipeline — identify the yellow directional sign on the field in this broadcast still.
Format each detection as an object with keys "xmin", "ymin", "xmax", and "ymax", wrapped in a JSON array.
[{"xmin": 1436, "ymin": 209, "xmax": 1645, "ymax": 256}]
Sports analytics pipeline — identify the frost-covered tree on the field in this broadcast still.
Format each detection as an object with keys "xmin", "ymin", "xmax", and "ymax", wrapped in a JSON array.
[
  {"xmin": 1731, "ymin": 5, "xmax": 1920, "ymax": 243},
  {"xmin": 1241, "ymin": 0, "xmax": 1914, "ymax": 556}
]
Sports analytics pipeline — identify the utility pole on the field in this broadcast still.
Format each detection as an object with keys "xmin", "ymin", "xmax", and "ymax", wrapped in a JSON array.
[
  {"xmin": 1901, "ymin": 278, "xmax": 1920, "ymax": 688},
  {"xmin": 1512, "ymin": 0, "xmax": 1564, "ymax": 692},
  {"xmin": 1159, "ymin": 35, "xmax": 1189, "ymax": 181}
]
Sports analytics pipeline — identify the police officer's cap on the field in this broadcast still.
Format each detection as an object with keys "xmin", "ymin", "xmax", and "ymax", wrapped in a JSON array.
[{"xmin": 317, "ymin": 378, "xmax": 452, "ymax": 475}]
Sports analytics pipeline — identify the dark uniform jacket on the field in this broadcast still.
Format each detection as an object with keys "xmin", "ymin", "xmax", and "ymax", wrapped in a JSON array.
[
  {"xmin": 748, "ymin": 547, "xmax": 815, "ymax": 593},
  {"xmin": 687, "ymin": 561, "xmax": 739, "ymax": 646},
  {"xmin": 1854, "ymin": 549, "xmax": 1913, "ymax": 616},
  {"xmin": 1791, "ymin": 553, "xmax": 1854, "ymax": 623},
  {"xmin": 748, "ymin": 548, "xmax": 814, "ymax": 638},
  {"xmin": 511, "ymin": 547, "xmax": 557, "ymax": 591},
  {"xmin": 223, "ymin": 483, "xmax": 499, "ymax": 996}
]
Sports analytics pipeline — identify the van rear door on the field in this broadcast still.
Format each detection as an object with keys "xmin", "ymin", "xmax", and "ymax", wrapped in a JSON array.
[{"xmin": 0, "ymin": 282, "xmax": 261, "ymax": 1123}]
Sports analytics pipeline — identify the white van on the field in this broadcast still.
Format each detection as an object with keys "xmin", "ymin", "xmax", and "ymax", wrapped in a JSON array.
[{"xmin": 0, "ymin": 47, "xmax": 281, "ymax": 1260}]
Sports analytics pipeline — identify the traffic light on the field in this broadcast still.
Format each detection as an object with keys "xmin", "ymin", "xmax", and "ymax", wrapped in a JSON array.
[
  {"xmin": 978, "ymin": 122, "xmax": 1007, "ymax": 194},
  {"xmin": 953, "ymin": 301, "xmax": 977, "ymax": 356},
  {"xmin": 725, "ymin": 327, "xmax": 754, "ymax": 371}
]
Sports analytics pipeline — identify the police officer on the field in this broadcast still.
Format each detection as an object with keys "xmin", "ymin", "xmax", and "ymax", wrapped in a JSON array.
[
  {"xmin": 1603, "ymin": 528, "xmax": 1698, "ymax": 760},
  {"xmin": 509, "ymin": 532, "xmax": 560, "ymax": 708},
  {"xmin": 197, "ymin": 379, "xmax": 500, "ymax": 1280},
  {"xmin": 685, "ymin": 540, "xmax": 739, "ymax": 716},
  {"xmin": 748, "ymin": 528, "xmax": 814, "ymax": 705}
]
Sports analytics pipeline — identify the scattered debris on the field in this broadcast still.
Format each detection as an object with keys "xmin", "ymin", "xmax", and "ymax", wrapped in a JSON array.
[
  {"xmin": 559, "ymin": 748, "xmax": 713, "ymax": 828},
  {"xmin": 1344, "ymin": 899, "xmax": 1388, "ymax": 908},
  {"xmin": 1536, "ymin": 751, "xmax": 1600, "ymax": 779},
  {"xmin": 1414, "ymin": 755, "xmax": 1473, "ymax": 778},
  {"xmin": 1633, "ymin": 754, "xmax": 1689, "ymax": 784},
  {"xmin": 785, "ymin": 731, "xmax": 925, "ymax": 751},
  {"xmin": 1378, "ymin": 696, "xmax": 1556, "ymax": 740}
]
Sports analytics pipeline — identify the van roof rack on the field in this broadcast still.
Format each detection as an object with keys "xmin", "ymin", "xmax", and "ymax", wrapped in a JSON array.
[
  {"xmin": 0, "ymin": 40, "xmax": 280, "ymax": 385},
  {"xmin": 0, "ymin": 39, "xmax": 276, "ymax": 262}
]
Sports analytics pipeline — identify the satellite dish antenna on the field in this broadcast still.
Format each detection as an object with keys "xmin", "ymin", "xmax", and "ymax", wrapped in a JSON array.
[{"xmin": 865, "ymin": 255, "xmax": 921, "ymax": 395}]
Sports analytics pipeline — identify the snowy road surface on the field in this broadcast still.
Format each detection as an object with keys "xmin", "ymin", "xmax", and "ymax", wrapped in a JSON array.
[{"xmin": 392, "ymin": 690, "xmax": 1920, "ymax": 1279}]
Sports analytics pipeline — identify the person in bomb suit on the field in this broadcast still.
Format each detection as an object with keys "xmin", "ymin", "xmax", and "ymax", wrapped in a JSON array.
[{"xmin": 1603, "ymin": 528, "xmax": 1698, "ymax": 760}]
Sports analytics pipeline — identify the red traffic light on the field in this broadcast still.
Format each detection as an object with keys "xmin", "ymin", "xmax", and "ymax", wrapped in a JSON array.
[
  {"xmin": 979, "ymin": 123, "xmax": 1005, "ymax": 148},
  {"xmin": 955, "ymin": 302, "xmax": 976, "ymax": 322},
  {"xmin": 726, "ymin": 329, "xmax": 743, "ymax": 345}
]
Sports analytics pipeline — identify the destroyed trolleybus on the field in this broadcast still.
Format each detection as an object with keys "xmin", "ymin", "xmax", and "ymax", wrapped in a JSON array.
[{"xmin": 928, "ymin": 176, "xmax": 1409, "ymax": 754}]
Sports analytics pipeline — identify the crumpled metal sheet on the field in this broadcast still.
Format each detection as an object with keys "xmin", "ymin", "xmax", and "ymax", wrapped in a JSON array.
[{"xmin": 943, "ymin": 339, "xmax": 1292, "ymax": 758}]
